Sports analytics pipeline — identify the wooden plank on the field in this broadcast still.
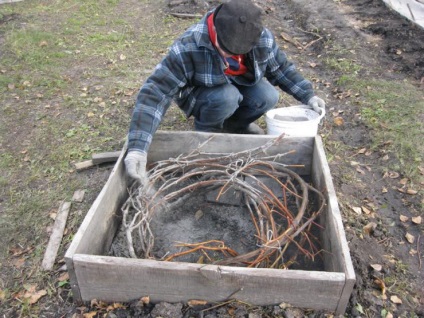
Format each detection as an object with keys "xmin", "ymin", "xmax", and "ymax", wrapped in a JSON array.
[
  {"xmin": 311, "ymin": 136, "xmax": 355, "ymax": 314},
  {"xmin": 66, "ymin": 252, "xmax": 82, "ymax": 303},
  {"xmin": 0, "ymin": 0, "xmax": 24, "ymax": 4},
  {"xmin": 149, "ymin": 131, "xmax": 314, "ymax": 175},
  {"xmin": 92, "ymin": 151, "xmax": 121, "ymax": 165},
  {"xmin": 74, "ymin": 254, "xmax": 345, "ymax": 312},
  {"xmin": 66, "ymin": 132, "xmax": 352, "ymax": 310},
  {"xmin": 74, "ymin": 160, "xmax": 94, "ymax": 171},
  {"xmin": 65, "ymin": 145, "xmax": 128, "ymax": 301},
  {"xmin": 66, "ymin": 148, "xmax": 127, "ymax": 258},
  {"xmin": 42, "ymin": 202, "xmax": 72, "ymax": 270}
]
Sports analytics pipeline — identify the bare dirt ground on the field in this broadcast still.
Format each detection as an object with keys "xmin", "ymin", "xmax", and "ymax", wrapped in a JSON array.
[{"xmin": 1, "ymin": 0, "xmax": 423, "ymax": 317}]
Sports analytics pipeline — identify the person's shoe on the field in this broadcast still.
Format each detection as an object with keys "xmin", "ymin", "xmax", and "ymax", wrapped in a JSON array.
[{"xmin": 225, "ymin": 123, "xmax": 265, "ymax": 135}]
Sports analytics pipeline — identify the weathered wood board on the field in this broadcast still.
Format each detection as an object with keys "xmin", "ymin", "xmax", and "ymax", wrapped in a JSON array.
[
  {"xmin": 65, "ymin": 131, "xmax": 355, "ymax": 314},
  {"xmin": 42, "ymin": 201, "xmax": 72, "ymax": 271}
]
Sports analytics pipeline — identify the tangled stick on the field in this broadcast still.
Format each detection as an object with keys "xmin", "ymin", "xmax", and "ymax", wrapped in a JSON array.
[{"xmin": 121, "ymin": 135, "xmax": 326, "ymax": 268}]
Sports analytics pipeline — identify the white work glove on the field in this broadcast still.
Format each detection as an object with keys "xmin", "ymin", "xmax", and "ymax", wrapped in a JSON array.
[
  {"xmin": 124, "ymin": 151, "xmax": 147, "ymax": 184},
  {"xmin": 307, "ymin": 96, "xmax": 326, "ymax": 115}
]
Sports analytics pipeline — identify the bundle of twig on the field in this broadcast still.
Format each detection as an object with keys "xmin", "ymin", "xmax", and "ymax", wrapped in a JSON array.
[{"xmin": 121, "ymin": 135, "xmax": 326, "ymax": 268}]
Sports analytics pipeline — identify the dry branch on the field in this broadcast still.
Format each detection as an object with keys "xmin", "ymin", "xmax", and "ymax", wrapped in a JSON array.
[{"xmin": 121, "ymin": 135, "xmax": 326, "ymax": 268}]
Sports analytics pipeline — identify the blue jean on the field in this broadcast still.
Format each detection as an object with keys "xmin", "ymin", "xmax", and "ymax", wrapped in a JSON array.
[{"xmin": 188, "ymin": 79, "xmax": 279, "ymax": 132}]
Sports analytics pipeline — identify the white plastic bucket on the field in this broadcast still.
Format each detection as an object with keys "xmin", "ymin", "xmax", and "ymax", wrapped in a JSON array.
[{"xmin": 265, "ymin": 105, "xmax": 325, "ymax": 137}]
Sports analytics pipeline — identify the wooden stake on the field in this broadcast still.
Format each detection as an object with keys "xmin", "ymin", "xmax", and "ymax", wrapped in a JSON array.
[
  {"xmin": 92, "ymin": 151, "xmax": 121, "ymax": 165},
  {"xmin": 74, "ymin": 160, "xmax": 94, "ymax": 171},
  {"xmin": 0, "ymin": 0, "xmax": 24, "ymax": 4},
  {"xmin": 41, "ymin": 201, "xmax": 72, "ymax": 271}
]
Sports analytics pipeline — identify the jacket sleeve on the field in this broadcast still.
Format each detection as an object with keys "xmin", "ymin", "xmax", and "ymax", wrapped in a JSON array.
[
  {"xmin": 127, "ymin": 45, "xmax": 189, "ymax": 153},
  {"xmin": 263, "ymin": 30, "xmax": 315, "ymax": 104}
]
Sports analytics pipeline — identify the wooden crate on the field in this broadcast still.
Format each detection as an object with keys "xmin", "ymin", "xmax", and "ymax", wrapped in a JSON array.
[{"xmin": 65, "ymin": 131, "xmax": 355, "ymax": 314}]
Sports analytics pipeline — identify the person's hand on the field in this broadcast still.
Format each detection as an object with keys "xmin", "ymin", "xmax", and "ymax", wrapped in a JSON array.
[
  {"xmin": 124, "ymin": 151, "xmax": 147, "ymax": 184},
  {"xmin": 307, "ymin": 96, "xmax": 326, "ymax": 114}
]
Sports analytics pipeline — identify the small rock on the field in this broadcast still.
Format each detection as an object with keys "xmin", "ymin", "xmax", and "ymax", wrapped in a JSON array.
[
  {"xmin": 194, "ymin": 209, "xmax": 204, "ymax": 220},
  {"xmin": 372, "ymin": 229, "xmax": 383, "ymax": 238},
  {"xmin": 284, "ymin": 308, "xmax": 304, "ymax": 318},
  {"xmin": 150, "ymin": 302, "xmax": 183, "ymax": 318},
  {"xmin": 72, "ymin": 189, "xmax": 86, "ymax": 202},
  {"xmin": 273, "ymin": 305, "xmax": 284, "ymax": 316},
  {"xmin": 350, "ymin": 307, "xmax": 361, "ymax": 317}
]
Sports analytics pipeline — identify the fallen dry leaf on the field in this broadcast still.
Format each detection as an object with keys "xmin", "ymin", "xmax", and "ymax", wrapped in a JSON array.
[
  {"xmin": 140, "ymin": 296, "xmax": 150, "ymax": 305},
  {"xmin": 406, "ymin": 189, "xmax": 418, "ymax": 195},
  {"xmin": 390, "ymin": 295, "xmax": 402, "ymax": 304},
  {"xmin": 0, "ymin": 289, "xmax": 6, "ymax": 301},
  {"xmin": 357, "ymin": 148, "xmax": 367, "ymax": 154},
  {"xmin": 412, "ymin": 216, "xmax": 422, "ymax": 224},
  {"xmin": 9, "ymin": 246, "xmax": 32, "ymax": 257},
  {"xmin": 333, "ymin": 116, "xmax": 344, "ymax": 126},
  {"xmin": 388, "ymin": 171, "xmax": 400, "ymax": 179},
  {"xmin": 374, "ymin": 277, "xmax": 386, "ymax": 296},
  {"xmin": 188, "ymin": 299, "xmax": 208, "ymax": 307},
  {"xmin": 370, "ymin": 263, "xmax": 382, "ymax": 272},
  {"xmin": 356, "ymin": 167, "xmax": 365, "ymax": 174},
  {"xmin": 382, "ymin": 187, "xmax": 388, "ymax": 193},
  {"xmin": 352, "ymin": 206, "xmax": 362, "ymax": 215},
  {"xmin": 58, "ymin": 272, "xmax": 69, "ymax": 282},
  {"xmin": 107, "ymin": 303, "xmax": 126, "ymax": 311},
  {"xmin": 23, "ymin": 288, "xmax": 47, "ymax": 304},
  {"xmin": 397, "ymin": 188, "xmax": 406, "ymax": 194},
  {"xmin": 279, "ymin": 302, "xmax": 293, "ymax": 309},
  {"xmin": 399, "ymin": 215, "xmax": 409, "ymax": 222},
  {"xmin": 362, "ymin": 206, "xmax": 372, "ymax": 215},
  {"xmin": 399, "ymin": 178, "xmax": 408, "ymax": 185},
  {"xmin": 113, "ymin": 303, "xmax": 126, "ymax": 309},
  {"xmin": 405, "ymin": 232, "xmax": 415, "ymax": 244},
  {"xmin": 83, "ymin": 312, "xmax": 97, "ymax": 318},
  {"xmin": 363, "ymin": 222, "xmax": 377, "ymax": 235},
  {"xmin": 11, "ymin": 257, "xmax": 25, "ymax": 269}
]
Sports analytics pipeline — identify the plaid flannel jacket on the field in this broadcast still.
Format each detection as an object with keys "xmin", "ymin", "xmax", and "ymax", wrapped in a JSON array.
[{"xmin": 128, "ymin": 11, "xmax": 315, "ymax": 153}]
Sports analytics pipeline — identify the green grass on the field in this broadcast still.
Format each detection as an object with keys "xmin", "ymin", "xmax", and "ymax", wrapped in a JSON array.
[
  {"xmin": 337, "ymin": 77, "xmax": 423, "ymax": 179},
  {"xmin": 2, "ymin": 0, "xmax": 188, "ymax": 315}
]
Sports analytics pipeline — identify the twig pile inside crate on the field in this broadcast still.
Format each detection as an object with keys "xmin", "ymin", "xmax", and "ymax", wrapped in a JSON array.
[{"xmin": 121, "ymin": 135, "xmax": 326, "ymax": 268}]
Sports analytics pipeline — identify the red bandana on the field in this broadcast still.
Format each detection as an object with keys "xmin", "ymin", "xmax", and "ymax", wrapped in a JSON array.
[{"xmin": 207, "ymin": 13, "xmax": 247, "ymax": 76}]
